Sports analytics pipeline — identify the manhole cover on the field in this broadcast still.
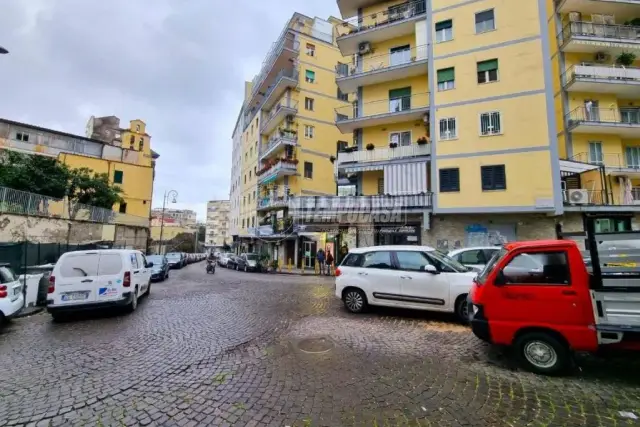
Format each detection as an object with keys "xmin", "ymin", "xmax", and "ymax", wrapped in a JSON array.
[{"xmin": 296, "ymin": 337, "xmax": 335, "ymax": 354}]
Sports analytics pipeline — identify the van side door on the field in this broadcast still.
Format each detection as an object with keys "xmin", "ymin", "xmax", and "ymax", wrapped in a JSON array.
[{"xmin": 137, "ymin": 253, "xmax": 150, "ymax": 293}]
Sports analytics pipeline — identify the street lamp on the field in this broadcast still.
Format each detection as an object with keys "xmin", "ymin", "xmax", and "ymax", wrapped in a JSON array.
[
  {"xmin": 158, "ymin": 190, "xmax": 178, "ymax": 254},
  {"xmin": 0, "ymin": 46, "xmax": 8, "ymax": 54}
]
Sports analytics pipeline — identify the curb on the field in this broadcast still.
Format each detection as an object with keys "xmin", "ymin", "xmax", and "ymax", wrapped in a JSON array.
[{"xmin": 14, "ymin": 306, "xmax": 45, "ymax": 319}]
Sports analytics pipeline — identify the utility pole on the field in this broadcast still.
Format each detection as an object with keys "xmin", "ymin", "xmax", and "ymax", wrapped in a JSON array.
[{"xmin": 158, "ymin": 190, "xmax": 178, "ymax": 255}]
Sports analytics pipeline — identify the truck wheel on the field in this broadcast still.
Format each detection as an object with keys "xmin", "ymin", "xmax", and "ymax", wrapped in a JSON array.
[{"xmin": 514, "ymin": 332, "xmax": 570, "ymax": 376}]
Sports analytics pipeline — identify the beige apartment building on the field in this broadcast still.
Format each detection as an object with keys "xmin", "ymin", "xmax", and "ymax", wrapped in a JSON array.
[
  {"xmin": 206, "ymin": 200, "xmax": 230, "ymax": 247},
  {"xmin": 150, "ymin": 208, "xmax": 197, "ymax": 228}
]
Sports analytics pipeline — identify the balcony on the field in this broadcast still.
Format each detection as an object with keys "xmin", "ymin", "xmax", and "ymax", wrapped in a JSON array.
[
  {"xmin": 562, "ymin": 189, "xmax": 640, "ymax": 207},
  {"xmin": 261, "ymin": 69, "xmax": 299, "ymax": 111},
  {"xmin": 569, "ymin": 151, "xmax": 640, "ymax": 176},
  {"xmin": 555, "ymin": 0, "xmax": 640, "ymax": 16},
  {"xmin": 559, "ymin": 22, "xmax": 640, "ymax": 54},
  {"xmin": 335, "ymin": 0, "xmax": 427, "ymax": 55},
  {"xmin": 335, "ymin": 93, "xmax": 429, "ymax": 133},
  {"xmin": 566, "ymin": 107, "xmax": 640, "ymax": 137},
  {"xmin": 336, "ymin": 45, "xmax": 427, "ymax": 93},
  {"xmin": 260, "ymin": 100, "xmax": 298, "ymax": 136},
  {"xmin": 562, "ymin": 64, "xmax": 640, "ymax": 98},
  {"xmin": 259, "ymin": 131, "xmax": 297, "ymax": 162},
  {"xmin": 257, "ymin": 192, "xmax": 291, "ymax": 211},
  {"xmin": 289, "ymin": 194, "xmax": 433, "ymax": 218},
  {"xmin": 337, "ymin": 0, "xmax": 380, "ymax": 18},
  {"xmin": 336, "ymin": 143, "xmax": 430, "ymax": 171},
  {"xmin": 257, "ymin": 159, "xmax": 298, "ymax": 185}
]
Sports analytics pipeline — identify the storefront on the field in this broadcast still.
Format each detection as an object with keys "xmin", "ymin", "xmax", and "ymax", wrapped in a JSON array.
[{"xmin": 374, "ymin": 225, "xmax": 421, "ymax": 246}]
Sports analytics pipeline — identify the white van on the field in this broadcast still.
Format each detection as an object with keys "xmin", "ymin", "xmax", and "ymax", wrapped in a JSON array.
[
  {"xmin": 47, "ymin": 249, "xmax": 152, "ymax": 320},
  {"xmin": 0, "ymin": 263, "xmax": 24, "ymax": 326}
]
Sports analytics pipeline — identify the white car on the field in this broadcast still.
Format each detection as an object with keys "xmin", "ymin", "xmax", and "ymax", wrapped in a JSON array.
[
  {"xmin": 448, "ymin": 246, "xmax": 501, "ymax": 271},
  {"xmin": 47, "ymin": 249, "xmax": 152, "ymax": 321},
  {"xmin": 335, "ymin": 245, "xmax": 478, "ymax": 321},
  {"xmin": 218, "ymin": 253, "xmax": 234, "ymax": 267},
  {"xmin": 0, "ymin": 264, "xmax": 24, "ymax": 326}
]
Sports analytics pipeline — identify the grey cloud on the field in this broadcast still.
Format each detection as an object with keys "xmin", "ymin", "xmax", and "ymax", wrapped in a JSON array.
[{"xmin": 0, "ymin": 0, "xmax": 339, "ymax": 220}]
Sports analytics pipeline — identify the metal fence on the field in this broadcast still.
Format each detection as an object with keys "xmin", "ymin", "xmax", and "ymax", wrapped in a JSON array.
[{"xmin": 0, "ymin": 186, "xmax": 149, "ymax": 227}]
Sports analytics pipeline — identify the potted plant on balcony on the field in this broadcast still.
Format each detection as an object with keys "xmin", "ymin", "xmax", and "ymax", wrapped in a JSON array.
[
  {"xmin": 366, "ymin": 143, "xmax": 375, "ymax": 151},
  {"xmin": 389, "ymin": 142, "xmax": 398, "ymax": 149},
  {"xmin": 417, "ymin": 136, "xmax": 428, "ymax": 145},
  {"xmin": 344, "ymin": 146, "xmax": 357, "ymax": 153},
  {"xmin": 329, "ymin": 155, "xmax": 336, "ymax": 163},
  {"xmin": 617, "ymin": 51, "xmax": 637, "ymax": 67}
]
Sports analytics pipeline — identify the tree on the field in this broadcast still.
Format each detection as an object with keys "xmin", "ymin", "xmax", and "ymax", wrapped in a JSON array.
[
  {"xmin": 0, "ymin": 151, "xmax": 70, "ymax": 198},
  {"xmin": 67, "ymin": 168, "xmax": 124, "ymax": 209},
  {"xmin": 197, "ymin": 225, "xmax": 206, "ymax": 243}
]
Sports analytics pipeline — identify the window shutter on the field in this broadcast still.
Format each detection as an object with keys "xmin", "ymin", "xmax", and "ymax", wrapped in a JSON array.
[
  {"xmin": 435, "ymin": 20, "xmax": 452, "ymax": 31},
  {"xmin": 439, "ymin": 168, "xmax": 460, "ymax": 192},
  {"xmin": 305, "ymin": 70, "xmax": 315, "ymax": 80},
  {"xmin": 477, "ymin": 59, "xmax": 498, "ymax": 73},
  {"xmin": 389, "ymin": 87, "xmax": 412, "ymax": 99},
  {"xmin": 481, "ymin": 165, "xmax": 506, "ymax": 190},
  {"xmin": 437, "ymin": 68, "xmax": 455, "ymax": 83}
]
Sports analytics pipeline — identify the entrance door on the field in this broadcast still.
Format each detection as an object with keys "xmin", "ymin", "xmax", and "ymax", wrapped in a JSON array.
[
  {"xmin": 584, "ymin": 100, "xmax": 599, "ymax": 121},
  {"xmin": 304, "ymin": 241, "xmax": 317, "ymax": 268}
]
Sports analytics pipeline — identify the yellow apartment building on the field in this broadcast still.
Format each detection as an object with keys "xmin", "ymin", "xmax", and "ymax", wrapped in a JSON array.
[
  {"xmin": 233, "ymin": 13, "xmax": 352, "ymax": 267},
  {"xmin": 0, "ymin": 117, "xmax": 157, "ymax": 223},
  {"xmin": 286, "ymin": 0, "xmax": 640, "ymax": 252}
]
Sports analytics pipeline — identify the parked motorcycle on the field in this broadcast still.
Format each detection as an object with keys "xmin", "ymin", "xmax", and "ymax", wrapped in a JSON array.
[{"xmin": 206, "ymin": 260, "xmax": 216, "ymax": 274}]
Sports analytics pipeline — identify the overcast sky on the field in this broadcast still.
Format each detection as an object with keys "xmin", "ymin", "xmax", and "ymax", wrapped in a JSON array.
[{"xmin": 0, "ymin": 0, "xmax": 340, "ymax": 221}]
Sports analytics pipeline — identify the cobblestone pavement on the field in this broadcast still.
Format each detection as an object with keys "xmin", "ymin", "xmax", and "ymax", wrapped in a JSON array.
[{"xmin": 1, "ymin": 263, "xmax": 639, "ymax": 427}]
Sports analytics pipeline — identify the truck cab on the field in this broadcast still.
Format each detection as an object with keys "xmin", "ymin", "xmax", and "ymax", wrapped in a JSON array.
[{"xmin": 468, "ymin": 217, "xmax": 640, "ymax": 375}]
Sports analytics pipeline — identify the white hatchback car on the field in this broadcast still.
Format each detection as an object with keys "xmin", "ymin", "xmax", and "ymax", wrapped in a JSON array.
[
  {"xmin": 47, "ymin": 249, "xmax": 152, "ymax": 321},
  {"xmin": 0, "ymin": 264, "xmax": 24, "ymax": 326},
  {"xmin": 448, "ymin": 246, "xmax": 501, "ymax": 271},
  {"xmin": 335, "ymin": 246, "xmax": 478, "ymax": 321}
]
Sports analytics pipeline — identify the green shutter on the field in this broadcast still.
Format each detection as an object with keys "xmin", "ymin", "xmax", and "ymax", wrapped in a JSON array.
[
  {"xmin": 389, "ymin": 87, "xmax": 412, "ymax": 99},
  {"xmin": 477, "ymin": 59, "xmax": 498, "ymax": 73},
  {"xmin": 114, "ymin": 170, "xmax": 123, "ymax": 184},
  {"xmin": 437, "ymin": 68, "xmax": 455, "ymax": 83},
  {"xmin": 435, "ymin": 20, "xmax": 452, "ymax": 31},
  {"xmin": 305, "ymin": 70, "xmax": 315, "ymax": 80}
]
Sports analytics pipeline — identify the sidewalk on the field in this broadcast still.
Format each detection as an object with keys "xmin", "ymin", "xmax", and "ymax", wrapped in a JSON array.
[{"xmin": 271, "ymin": 268, "xmax": 335, "ymax": 277}]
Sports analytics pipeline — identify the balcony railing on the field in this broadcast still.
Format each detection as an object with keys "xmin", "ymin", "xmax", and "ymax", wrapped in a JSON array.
[
  {"xmin": 259, "ymin": 131, "xmax": 297, "ymax": 161},
  {"xmin": 567, "ymin": 106, "xmax": 640, "ymax": 126},
  {"xmin": 569, "ymin": 152, "xmax": 640, "ymax": 170},
  {"xmin": 336, "ymin": 45, "xmax": 428, "ymax": 78},
  {"xmin": 336, "ymin": 93, "xmax": 429, "ymax": 122},
  {"xmin": 560, "ymin": 22, "xmax": 640, "ymax": 46},
  {"xmin": 337, "ymin": 143, "xmax": 430, "ymax": 165},
  {"xmin": 257, "ymin": 159, "xmax": 298, "ymax": 182},
  {"xmin": 289, "ymin": 194, "xmax": 433, "ymax": 214},
  {"xmin": 249, "ymin": 27, "xmax": 299, "ymax": 100},
  {"xmin": 335, "ymin": 0, "xmax": 427, "ymax": 38},
  {"xmin": 260, "ymin": 100, "xmax": 298, "ymax": 134},
  {"xmin": 563, "ymin": 189, "xmax": 640, "ymax": 206},
  {"xmin": 257, "ymin": 192, "xmax": 291, "ymax": 210},
  {"xmin": 562, "ymin": 64, "xmax": 640, "ymax": 86}
]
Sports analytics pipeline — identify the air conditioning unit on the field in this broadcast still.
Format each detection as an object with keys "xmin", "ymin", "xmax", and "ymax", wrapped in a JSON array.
[
  {"xmin": 358, "ymin": 42, "xmax": 371, "ymax": 54},
  {"xmin": 594, "ymin": 52, "xmax": 608, "ymax": 63},
  {"xmin": 567, "ymin": 189, "xmax": 589, "ymax": 205}
]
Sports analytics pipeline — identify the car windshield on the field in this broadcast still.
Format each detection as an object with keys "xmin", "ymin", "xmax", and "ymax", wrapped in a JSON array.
[
  {"xmin": 246, "ymin": 254, "xmax": 258, "ymax": 260},
  {"xmin": 426, "ymin": 250, "xmax": 470, "ymax": 273},
  {"xmin": 477, "ymin": 248, "xmax": 508, "ymax": 284},
  {"xmin": 166, "ymin": 253, "xmax": 180, "ymax": 259},
  {"xmin": 147, "ymin": 256, "xmax": 164, "ymax": 264}
]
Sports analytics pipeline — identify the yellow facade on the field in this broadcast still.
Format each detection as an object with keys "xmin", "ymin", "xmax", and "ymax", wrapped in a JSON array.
[{"xmin": 150, "ymin": 225, "xmax": 193, "ymax": 241}]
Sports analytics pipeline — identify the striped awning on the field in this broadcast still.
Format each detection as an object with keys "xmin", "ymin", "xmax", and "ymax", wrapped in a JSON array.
[
  {"xmin": 344, "ymin": 164, "xmax": 384, "ymax": 174},
  {"xmin": 384, "ymin": 162, "xmax": 428, "ymax": 195}
]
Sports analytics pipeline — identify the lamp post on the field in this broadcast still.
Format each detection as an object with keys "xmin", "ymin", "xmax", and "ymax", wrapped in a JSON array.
[{"xmin": 158, "ymin": 190, "xmax": 178, "ymax": 254}]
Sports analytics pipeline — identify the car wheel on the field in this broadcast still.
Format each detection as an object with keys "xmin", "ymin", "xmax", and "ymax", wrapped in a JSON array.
[
  {"xmin": 126, "ymin": 287, "xmax": 139, "ymax": 313},
  {"xmin": 514, "ymin": 332, "xmax": 570, "ymax": 376},
  {"xmin": 145, "ymin": 281, "xmax": 151, "ymax": 297},
  {"xmin": 51, "ymin": 313, "xmax": 69, "ymax": 323},
  {"xmin": 0, "ymin": 312, "xmax": 6, "ymax": 327},
  {"xmin": 343, "ymin": 288, "xmax": 367, "ymax": 314},
  {"xmin": 455, "ymin": 295, "xmax": 469, "ymax": 324},
  {"xmin": 244, "ymin": 265, "xmax": 248, "ymax": 272},
  {"xmin": 165, "ymin": 271, "xmax": 169, "ymax": 280},
  {"xmin": 235, "ymin": 264, "xmax": 239, "ymax": 271}
]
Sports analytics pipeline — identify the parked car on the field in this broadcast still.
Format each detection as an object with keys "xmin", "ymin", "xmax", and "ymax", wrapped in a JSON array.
[
  {"xmin": 335, "ymin": 245, "xmax": 477, "ymax": 321},
  {"xmin": 448, "ymin": 247, "xmax": 500, "ymax": 271},
  {"xmin": 237, "ymin": 253, "xmax": 260, "ymax": 272},
  {"xmin": 46, "ymin": 249, "xmax": 152, "ymax": 321},
  {"xmin": 218, "ymin": 253, "xmax": 234, "ymax": 267},
  {"xmin": 0, "ymin": 263, "xmax": 24, "ymax": 326},
  {"xmin": 227, "ymin": 255, "xmax": 242, "ymax": 270},
  {"xmin": 147, "ymin": 255, "xmax": 170, "ymax": 281},
  {"xmin": 165, "ymin": 252, "xmax": 184, "ymax": 269}
]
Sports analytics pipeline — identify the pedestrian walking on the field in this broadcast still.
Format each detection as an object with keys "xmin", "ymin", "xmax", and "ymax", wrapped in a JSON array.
[
  {"xmin": 316, "ymin": 248, "xmax": 325, "ymax": 274},
  {"xmin": 326, "ymin": 250, "xmax": 334, "ymax": 276}
]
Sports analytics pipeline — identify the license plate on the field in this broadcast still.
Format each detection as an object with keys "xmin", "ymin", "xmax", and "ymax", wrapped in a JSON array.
[{"xmin": 61, "ymin": 292, "xmax": 89, "ymax": 301}]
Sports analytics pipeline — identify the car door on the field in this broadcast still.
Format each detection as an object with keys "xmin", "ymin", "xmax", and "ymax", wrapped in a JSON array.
[
  {"xmin": 489, "ymin": 249, "xmax": 589, "ymax": 327},
  {"xmin": 358, "ymin": 250, "xmax": 402, "ymax": 305},
  {"xmin": 394, "ymin": 250, "xmax": 450, "ymax": 311},
  {"xmin": 139, "ymin": 253, "xmax": 151, "ymax": 290},
  {"xmin": 129, "ymin": 252, "xmax": 143, "ymax": 293}
]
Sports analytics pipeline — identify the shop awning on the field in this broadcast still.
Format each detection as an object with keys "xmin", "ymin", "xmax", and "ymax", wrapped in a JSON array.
[
  {"xmin": 344, "ymin": 164, "xmax": 384, "ymax": 174},
  {"xmin": 383, "ymin": 161, "xmax": 428, "ymax": 195}
]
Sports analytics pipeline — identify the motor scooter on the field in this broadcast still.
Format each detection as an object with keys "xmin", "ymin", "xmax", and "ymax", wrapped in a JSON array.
[{"xmin": 206, "ymin": 259, "xmax": 216, "ymax": 274}]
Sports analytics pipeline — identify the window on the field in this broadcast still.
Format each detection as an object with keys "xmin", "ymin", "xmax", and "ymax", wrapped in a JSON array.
[
  {"xmin": 589, "ymin": 141, "xmax": 603, "ymax": 165},
  {"xmin": 306, "ymin": 43, "xmax": 316, "ymax": 56},
  {"xmin": 475, "ymin": 9, "xmax": 495, "ymax": 33},
  {"xmin": 435, "ymin": 19, "xmax": 453, "ymax": 42},
  {"xmin": 439, "ymin": 118, "xmax": 457, "ymax": 140},
  {"xmin": 119, "ymin": 203, "xmax": 127, "ymax": 213},
  {"xmin": 0, "ymin": 266, "xmax": 17, "ymax": 284},
  {"xmin": 135, "ymin": 124, "xmax": 140, "ymax": 132},
  {"xmin": 15, "ymin": 132, "xmax": 29, "ymax": 142},
  {"xmin": 477, "ymin": 59, "xmax": 498, "ymax": 83},
  {"xmin": 389, "ymin": 44, "xmax": 411, "ymax": 66},
  {"xmin": 480, "ymin": 111, "xmax": 502, "ymax": 136},
  {"xmin": 501, "ymin": 251, "xmax": 570, "ymax": 285},
  {"xmin": 59, "ymin": 254, "xmax": 99, "ymax": 278},
  {"xmin": 337, "ymin": 140, "xmax": 348, "ymax": 152},
  {"xmin": 244, "ymin": 175, "xmax": 247, "ymax": 184},
  {"xmin": 304, "ymin": 97, "xmax": 314, "ymax": 111},
  {"xmin": 249, "ymin": 170, "xmax": 252, "ymax": 179},
  {"xmin": 389, "ymin": 131, "xmax": 411, "ymax": 146},
  {"xmin": 439, "ymin": 168, "xmax": 460, "ymax": 192},
  {"xmin": 377, "ymin": 178, "xmax": 384, "ymax": 195},
  {"xmin": 389, "ymin": 87, "xmax": 411, "ymax": 112},
  {"xmin": 481, "ymin": 165, "xmax": 506, "ymax": 191},
  {"xmin": 341, "ymin": 253, "xmax": 363, "ymax": 267},
  {"xmin": 338, "ymin": 185, "xmax": 357, "ymax": 196},
  {"xmin": 97, "ymin": 254, "xmax": 124, "ymax": 276},
  {"xmin": 457, "ymin": 249, "xmax": 487, "ymax": 266},
  {"xmin": 305, "ymin": 69, "xmax": 315, "ymax": 83},
  {"xmin": 114, "ymin": 170, "xmax": 124, "ymax": 184},
  {"xmin": 626, "ymin": 146, "xmax": 640, "ymax": 168},
  {"xmin": 337, "ymin": 88, "xmax": 348, "ymax": 101},
  {"xmin": 594, "ymin": 217, "xmax": 631, "ymax": 233},
  {"xmin": 242, "ymin": 219, "xmax": 245, "ymax": 228},
  {"xmin": 304, "ymin": 125, "xmax": 315, "ymax": 139},
  {"xmin": 437, "ymin": 68, "xmax": 455, "ymax": 91},
  {"xmin": 362, "ymin": 251, "xmax": 393, "ymax": 269},
  {"xmin": 138, "ymin": 138, "xmax": 144, "ymax": 150},
  {"xmin": 130, "ymin": 135, "xmax": 135, "ymax": 145},
  {"xmin": 251, "ymin": 217, "xmax": 255, "ymax": 227},
  {"xmin": 304, "ymin": 161, "xmax": 313, "ymax": 179},
  {"xmin": 395, "ymin": 251, "xmax": 430, "ymax": 272}
]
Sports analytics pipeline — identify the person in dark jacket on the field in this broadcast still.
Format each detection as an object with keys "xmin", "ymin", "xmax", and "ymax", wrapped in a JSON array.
[
  {"xmin": 316, "ymin": 248, "xmax": 325, "ymax": 273},
  {"xmin": 325, "ymin": 250, "xmax": 334, "ymax": 275}
]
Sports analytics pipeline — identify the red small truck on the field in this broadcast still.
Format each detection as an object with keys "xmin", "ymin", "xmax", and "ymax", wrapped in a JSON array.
[{"xmin": 468, "ymin": 216, "xmax": 640, "ymax": 375}]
